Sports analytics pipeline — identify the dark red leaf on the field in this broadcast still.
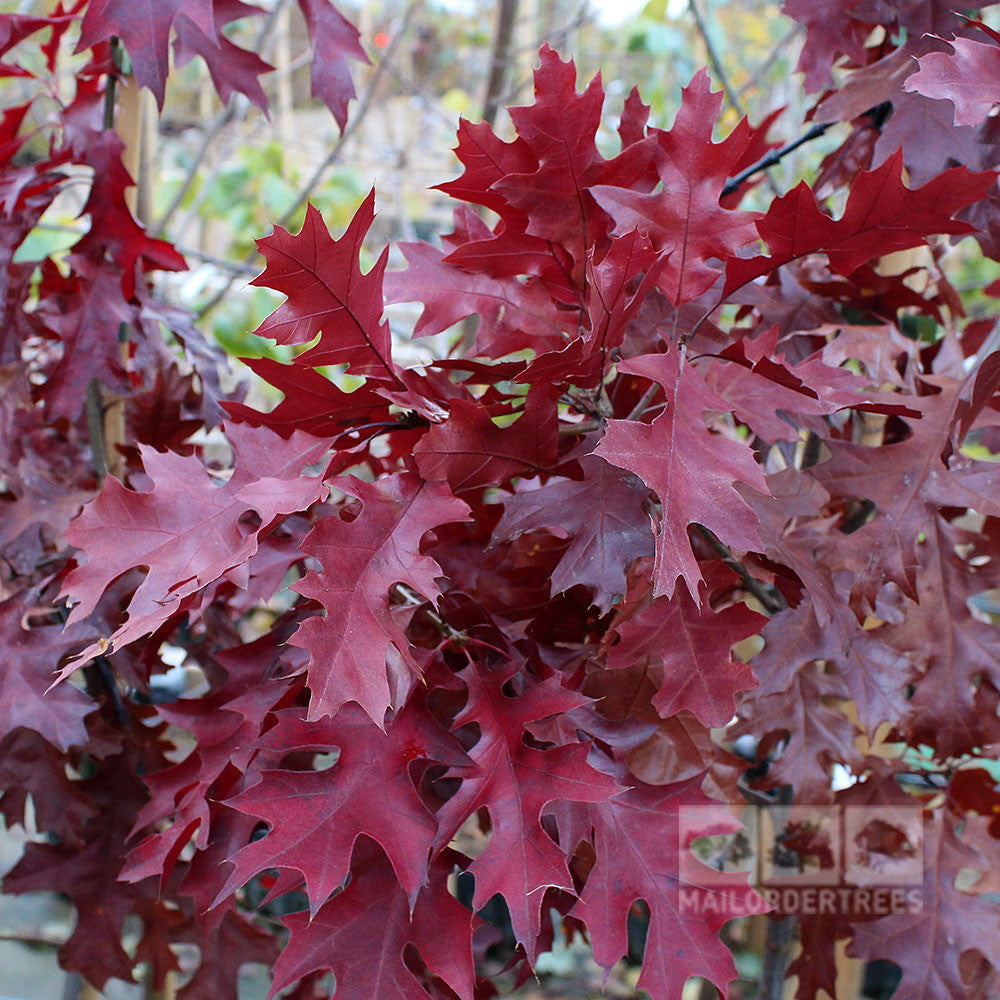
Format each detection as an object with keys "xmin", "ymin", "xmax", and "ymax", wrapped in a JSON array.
[
  {"xmin": 595, "ymin": 347, "xmax": 767, "ymax": 601},
  {"xmin": 291, "ymin": 473, "xmax": 470, "ymax": 725}
]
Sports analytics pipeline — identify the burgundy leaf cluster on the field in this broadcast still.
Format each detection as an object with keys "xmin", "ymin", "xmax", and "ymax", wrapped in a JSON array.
[{"xmin": 3, "ymin": 3, "xmax": 1000, "ymax": 999}]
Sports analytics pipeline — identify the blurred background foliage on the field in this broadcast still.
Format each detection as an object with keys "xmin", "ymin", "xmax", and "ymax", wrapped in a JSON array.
[{"xmin": 3, "ymin": 0, "xmax": 816, "ymax": 380}]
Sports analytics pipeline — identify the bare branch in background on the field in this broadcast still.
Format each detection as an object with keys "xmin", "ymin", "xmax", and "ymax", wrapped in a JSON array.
[
  {"xmin": 687, "ymin": 0, "xmax": 746, "ymax": 116},
  {"xmin": 736, "ymin": 23, "xmax": 801, "ymax": 98},
  {"xmin": 688, "ymin": 0, "xmax": 780, "ymax": 197},
  {"xmin": 195, "ymin": 0, "xmax": 426, "ymax": 320},
  {"xmin": 482, "ymin": 0, "xmax": 520, "ymax": 130},
  {"xmin": 149, "ymin": 0, "xmax": 292, "ymax": 239}
]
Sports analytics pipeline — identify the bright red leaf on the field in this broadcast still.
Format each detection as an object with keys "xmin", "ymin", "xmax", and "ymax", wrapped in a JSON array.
[
  {"xmin": 251, "ymin": 193, "xmax": 400, "ymax": 383},
  {"xmin": 605, "ymin": 586, "xmax": 764, "ymax": 727},
  {"xmin": 591, "ymin": 69, "xmax": 760, "ymax": 305},
  {"xmin": 723, "ymin": 151, "xmax": 996, "ymax": 297},
  {"xmin": 905, "ymin": 21, "xmax": 1000, "ymax": 127}
]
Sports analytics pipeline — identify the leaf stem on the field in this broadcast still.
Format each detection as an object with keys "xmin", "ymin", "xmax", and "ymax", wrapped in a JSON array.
[{"xmin": 625, "ymin": 383, "xmax": 661, "ymax": 422}]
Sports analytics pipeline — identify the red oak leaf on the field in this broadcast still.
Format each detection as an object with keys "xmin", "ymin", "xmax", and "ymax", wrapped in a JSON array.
[
  {"xmin": 295, "ymin": 0, "xmax": 368, "ymax": 131},
  {"xmin": 77, "ymin": 0, "xmax": 364, "ymax": 125},
  {"xmin": 550, "ymin": 767, "xmax": 740, "ymax": 1000},
  {"xmin": 291, "ymin": 472, "xmax": 470, "ymax": 725},
  {"xmin": 605, "ymin": 587, "xmax": 764, "ymax": 727},
  {"xmin": 0, "ymin": 13, "xmax": 68, "ymax": 67},
  {"xmin": 179, "ymin": 906, "xmax": 281, "ymax": 1000},
  {"xmin": 848, "ymin": 815, "xmax": 1000, "ymax": 1000},
  {"xmin": 60, "ymin": 425, "xmax": 328, "ymax": 669},
  {"xmin": 251, "ymin": 192, "xmax": 401, "ymax": 383},
  {"xmin": 217, "ymin": 698, "xmax": 467, "ymax": 913},
  {"xmin": 594, "ymin": 347, "xmax": 767, "ymax": 601},
  {"xmin": 781, "ymin": 0, "xmax": 870, "ymax": 92},
  {"xmin": 268, "ymin": 840, "xmax": 475, "ymax": 1000},
  {"xmin": 435, "ymin": 662, "xmax": 620, "ymax": 953},
  {"xmin": 384, "ymin": 237, "xmax": 566, "ymax": 357},
  {"xmin": 905, "ymin": 21, "xmax": 1000, "ymax": 127},
  {"xmin": 0, "ymin": 594, "xmax": 95, "ymax": 751},
  {"xmin": 121, "ymin": 666, "xmax": 295, "ymax": 890},
  {"xmin": 484, "ymin": 46, "xmax": 657, "ymax": 268},
  {"xmin": 2, "ymin": 745, "xmax": 169, "ymax": 989},
  {"xmin": 885, "ymin": 521, "xmax": 1000, "ymax": 758},
  {"xmin": 172, "ymin": 0, "xmax": 272, "ymax": 111},
  {"xmin": 704, "ymin": 326, "xmax": 899, "ymax": 443},
  {"xmin": 36, "ymin": 256, "xmax": 132, "ymax": 419},
  {"xmin": 433, "ymin": 117, "xmax": 537, "ymax": 220},
  {"xmin": 517, "ymin": 230, "xmax": 668, "ymax": 387},
  {"xmin": 223, "ymin": 355, "xmax": 390, "ymax": 439},
  {"xmin": 815, "ymin": 383, "xmax": 1000, "ymax": 596},
  {"xmin": 77, "ymin": 0, "xmax": 216, "ymax": 107},
  {"xmin": 493, "ymin": 455, "xmax": 653, "ymax": 612},
  {"xmin": 414, "ymin": 390, "xmax": 557, "ymax": 495},
  {"xmin": 745, "ymin": 599, "xmax": 913, "ymax": 748},
  {"xmin": 732, "ymin": 604, "xmax": 864, "ymax": 801},
  {"xmin": 71, "ymin": 131, "xmax": 187, "ymax": 298},
  {"xmin": 723, "ymin": 151, "xmax": 995, "ymax": 297},
  {"xmin": 0, "ymin": 729, "xmax": 99, "ymax": 847},
  {"xmin": 591, "ymin": 69, "xmax": 760, "ymax": 305}
]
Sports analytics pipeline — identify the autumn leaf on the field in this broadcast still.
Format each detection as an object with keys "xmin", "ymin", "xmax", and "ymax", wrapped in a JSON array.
[
  {"xmin": 291, "ymin": 472, "xmax": 470, "ymax": 725},
  {"xmin": 60, "ymin": 425, "xmax": 328, "ymax": 670},
  {"xmin": 595, "ymin": 347, "xmax": 767, "ymax": 601}
]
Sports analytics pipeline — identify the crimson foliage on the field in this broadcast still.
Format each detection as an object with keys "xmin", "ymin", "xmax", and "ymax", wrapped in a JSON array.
[{"xmin": 3, "ymin": 3, "xmax": 1000, "ymax": 999}]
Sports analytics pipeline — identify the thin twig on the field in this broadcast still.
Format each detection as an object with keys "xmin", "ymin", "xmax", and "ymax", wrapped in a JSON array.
[
  {"xmin": 688, "ymin": 0, "xmax": 780, "ymax": 197},
  {"xmin": 559, "ymin": 420, "xmax": 601, "ymax": 436},
  {"xmin": 85, "ymin": 378, "xmax": 108, "ymax": 483},
  {"xmin": 150, "ymin": 99, "xmax": 247, "ymax": 239},
  {"xmin": 694, "ymin": 524, "xmax": 786, "ymax": 615},
  {"xmin": 687, "ymin": 0, "xmax": 745, "ymax": 117},
  {"xmin": 167, "ymin": 115, "xmax": 270, "ymax": 244},
  {"xmin": 31, "ymin": 222, "xmax": 261, "ymax": 274},
  {"xmin": 0, "ymin": 930, "xmax": 66, "ymax": 946},
  {"xmin": 102, "ymin": 37, "xmax": 119, "ymax": 130},
  {"xmin": 626, "ymin": 383, "xmax": 661, "ymax": 422},
  {"xmin": 196, "ymin": 0, "xmax": 425, "ymax": 321},
  {"xmin": 149, "ymin": 0, "xmax": 291, "ymax": 238},
  {"xmin": 172, "ymin": 247, "xmax": 261, "ymax": 275},
  {"xmin": 736, "ymin": 24, "xmax": 801, "ymax": 98},
  {"xmin": 395, "ymin": 583, "xmax": 466, "ymax": 644},
  {"xmin": 383, "ymin": 60, "xmax": 455, "ymax": 127},
  {"xmin": 722, "ymin": 121, "xmax": 830, "ymax": 198}
]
